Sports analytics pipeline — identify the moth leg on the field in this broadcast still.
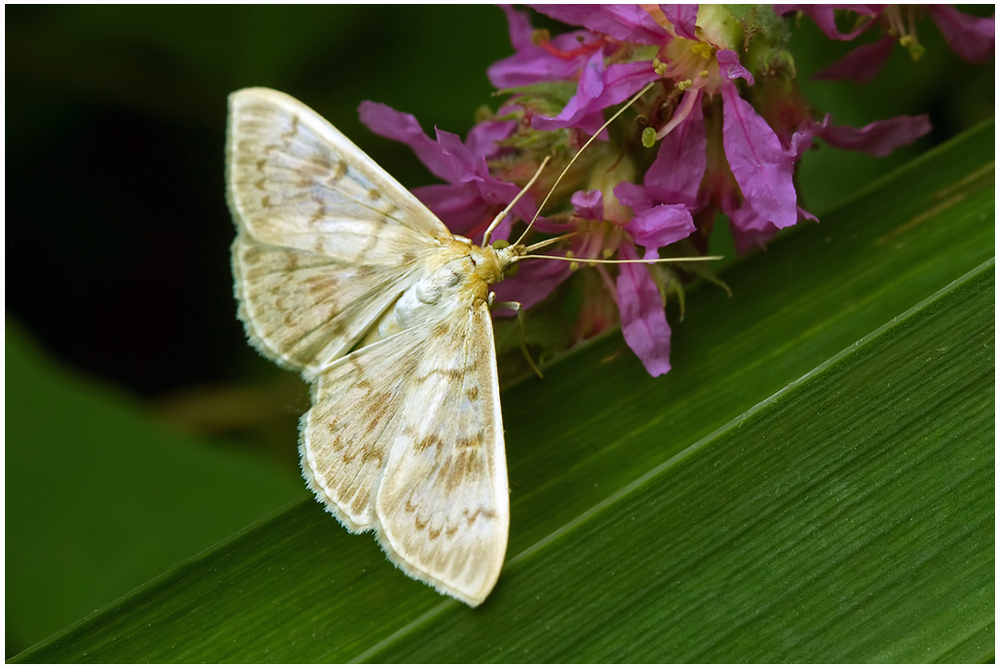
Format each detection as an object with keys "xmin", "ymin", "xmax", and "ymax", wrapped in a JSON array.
[{"xmin": 490, "ymin": 295, "xmax": 543, "ymax": 379}]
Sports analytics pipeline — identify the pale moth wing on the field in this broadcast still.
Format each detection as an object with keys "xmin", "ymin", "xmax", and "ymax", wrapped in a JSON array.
[
  {"xmin": 227, "ymin": 87, "xmax": 515, "ymax": 606},
  {"xmin": 303, "ymin": 298, "xmax": 508, "ymax": 606},
  {"xmin": 228, "ymin": 87, "xmax": 453, "ymax": 375}
]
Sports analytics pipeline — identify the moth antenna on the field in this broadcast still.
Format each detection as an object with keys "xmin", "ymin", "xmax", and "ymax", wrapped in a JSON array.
[
  {"xmin": 513, "ymin": 80, "xmax": 658, "ymax": 248},
  {"xmin": 524, "ymin": 232, "xmax": 580, "ymax": 254},
  {"xmin": 482, "ymin": 155, "xmax": 551, "ymax": 247},
  {"xmin": 516, "ymin": 254, "xmax": 724, "ymax": 265}
]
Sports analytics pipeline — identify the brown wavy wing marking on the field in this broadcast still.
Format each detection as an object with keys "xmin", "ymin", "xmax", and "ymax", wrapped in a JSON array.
[
  {"xmin": 226, "ymin": 87, "xmax": 450, "ymax": 262},
  {"xmin": 232, "ymin": 232, "xmax": 428, "ymax": 374},
  {"xmin": 374, "ymin": 300, "xmax": 509, "ymax": 607},
  {"xmin": 300, "ymin": 326, "xmax": 424, "ymax": 532}
]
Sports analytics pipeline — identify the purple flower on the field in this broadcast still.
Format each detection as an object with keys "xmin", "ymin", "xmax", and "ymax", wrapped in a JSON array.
[
  {"xmin": 720, "ymin": 81, "xmax": 798, "ymax": 230},
  {"xmin": 532, "ymin": 4, "xmax": 673, "ymax": 44},
  {"xmin": 527, "ymin": 6, "xmax": 933, "ymax": 258},
  {"xmin": 527, "ymin": 8, "xmax": 804, "ymax": 238},
  {"xmin": 613, "ymin": 182, "xmax": 696, "ymax": 253},
  {"xmin": 358, "ymin": 101, "xmax": 543, "ymax": 241},
  {"xmin": 351, "ymin": 3, "xmax": 973, "ymax": 382},
  {"xmin": 488, "ymin": 6, "xmax": 606, "ymax": 88},
  {"xmin": 777, "ymin": 5, "xmax": 995, "ymax": 83},
  {"xmin": 772, "ymin": 5, "xmax": 882, "ymax": 41},
  {"xmin": 659, "ymin": 47, "xmax": 801, "ymax": 236},
  {"xmin": 660, "ymin": 4, "xmax": 699, "ymax": 40},
  {"xmin": 489, "ymin": 5, "xmax": 663, "ymax": 139},
  {"xmin": 816, "ymin": 114, "xmax": 932, "ymax": 157},
  {"xmin": 525, "ymin": 6, "xmax": 825, "ymax": 263},
  {"xmin": 609, "ymin": 181, "xmax": 694, "ymax": 376},
  {"xmin": 926, "ymin": 5, "xmax": 995, "ymax": 63},
  {"xmin": 813, "ymin": 35, "xmax": 895, "ymax": 83},
  {"xmin": 525, "ymin": 5, "xmax": 692, "ymax": 135},
  {"xmin": 616, "ymin": 243, "xmax": 673, "ymax": 376},
  {"xmin": 507, "ymin": 183, "xmax": 695, "ymax": 376},
  {"xmin": 644, "ymin": 91, "xmax": 706, "ymax": 210},
  {"xmin": 531, "ymin": 50, "xmax": 658, "ymax": 136},
  {"xmin": 557, "ymin": 187, "xmax": 694, "ymax": 377}
]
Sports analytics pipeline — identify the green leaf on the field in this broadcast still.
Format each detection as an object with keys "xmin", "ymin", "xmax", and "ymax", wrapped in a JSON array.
[
  {"xmin": 13, "ymin": 120, "xmax": 994, "ymax": 663},
  {"xmin": 5, "ymin": 322, "xmax": 303, "ymax": 654}
]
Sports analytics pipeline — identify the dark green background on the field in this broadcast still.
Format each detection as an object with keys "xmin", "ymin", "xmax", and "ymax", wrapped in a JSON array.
[{"xmin": 6, "ymin": 5, "xmax": 994, "ymax": 659}]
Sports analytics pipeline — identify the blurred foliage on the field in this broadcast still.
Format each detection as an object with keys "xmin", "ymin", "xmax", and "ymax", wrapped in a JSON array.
[
  {"xmin": 5, "ymin": 4, "xmax": 994, "ymax": 660},
  {"xmin": 5, "ymin": 321, "xmax": 303, "ymax": 656}
]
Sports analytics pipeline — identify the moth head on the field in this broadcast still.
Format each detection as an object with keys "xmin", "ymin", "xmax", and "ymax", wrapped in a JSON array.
[{"xmin": 470, "ymin": 240, "xmax": 526, "ymax": 284}]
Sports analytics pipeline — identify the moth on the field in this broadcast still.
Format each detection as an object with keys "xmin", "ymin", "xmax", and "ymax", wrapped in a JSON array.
[{"xmin": 226, "ymin": 87, "xmax": 529, "ymax": 606}]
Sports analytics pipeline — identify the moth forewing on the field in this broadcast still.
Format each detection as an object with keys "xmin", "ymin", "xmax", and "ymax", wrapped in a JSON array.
[
  {"xmin": 227, "ymin": 87, "xmax": 451, "ymax": 249},
  {"xmin": 227, "ymin": 87, "xmax": 452, "ymax": 375}
]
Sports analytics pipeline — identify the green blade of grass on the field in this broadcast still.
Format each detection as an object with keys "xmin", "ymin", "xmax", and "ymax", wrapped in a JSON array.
[
  {"xmin": 5, "ymin": 323, "xmax": 304, "ymax": 656},
  {"xmin": 370, "ymin": 258, "xmax": 994, "ymax": 662},
  {"xmin": 14, "ymin": 120, "xmax": 993, "ymax": 663}
]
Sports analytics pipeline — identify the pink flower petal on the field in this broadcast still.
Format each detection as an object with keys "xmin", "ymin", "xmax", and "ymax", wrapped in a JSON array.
[
  {"xmin": 488, "ymin": 27, "xmax": 600, "ymax": 88},
  {"xmin": 774, "ymin": 5, "xmax": 881, "ymax": 41},
  {"xmin": 358, "ymin": 101, "xmax": 454, "ymax": 181},
  {"xmin": 616, "ymin": 244, "xmax": 672, "ymax": 377},
  {"xmin": 720, "ymin": 194, "xmax": 781, "ymax": 254},
  {"xmin": 571, "ymin": 189, "xmax": 605, "ymax": 221},
  {"xmin": 499, "ymin": 4, "xmax": 533, "ymax": 51},
  {"xmin": 660, "ymin": 4, "xmax": 699, "ymax": 40},
  {"xmin": 813, "ymin": 35, "xmax": 895, "ymax": 83},
  {"xmin": 593, "ymin": 61, "xmax": 660, "ymax": 108},
  {"xmin": 465, "ymin": 120, "xmax": 517, "ymax": 159},
  {"xmin": 532, "ymin": 4, "xmax": 672, "ymax": 44},
  {"xmin": 361, "ymin": 103, "xmax": 544, "ymax": 239},
  {"xmin": 717, "ymin": 49, "xmax": 755, "ymax": 85},
  {"xmin": 787, "ymin": 114, "xmax": 828, "ymax": 159},
  {"xmin": 624, "ymin": 204, "xmax": 696, "ymax": 250},
  {"xmin": 532, "ymin": 57, "xmax": 658, "ymax": 133},
  {"xmin": 818, "ymin": 115, "xmax": 931, "ymax": 157},
  {"xmin": 532, "ymin": 49, "xmax": 607, "ymax": 131},
  {"xmin": 721, "ymin": 84, "xmax": 798, "ymax": 229},
  {"xmin": 613, "ymin": 180, "xmax": 654, "ymax": 212},
  {"xmin": 414, "ymin": 182, "xmax": 497, "ymax": 237},
  {"xmin": 927, "ymin": 5, "xmax": 996, "ymax": 63},
  {"xmin": 645, "ymin": 94, "xmax": 706, "ymax": 208},
  {"xmin": 434, "ymin": 128, "xmax": 481, "ymax": 179}
]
